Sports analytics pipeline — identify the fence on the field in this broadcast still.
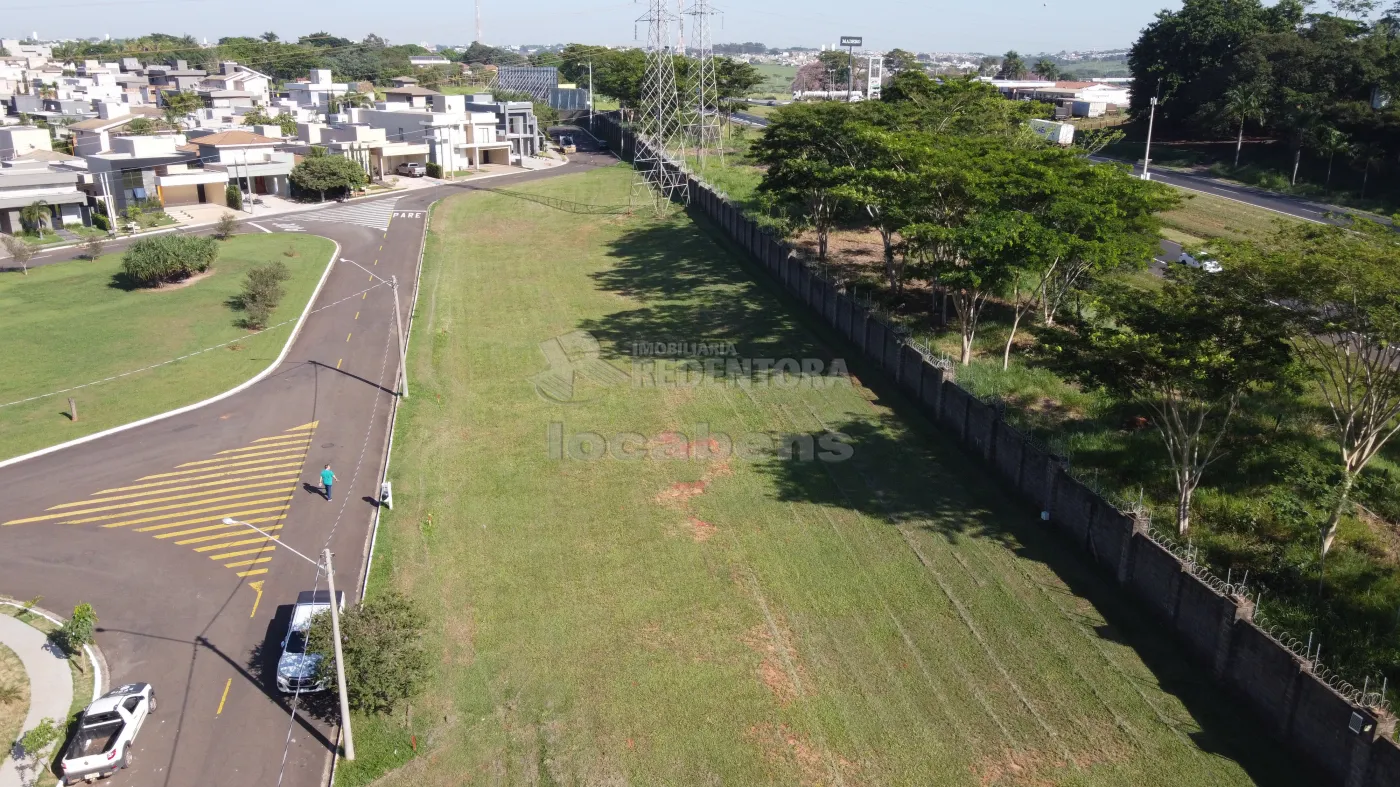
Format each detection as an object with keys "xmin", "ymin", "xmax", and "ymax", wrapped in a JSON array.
[{"xmin": 592, "ymin": 113, "xmax": 1400, "ymax": 787}]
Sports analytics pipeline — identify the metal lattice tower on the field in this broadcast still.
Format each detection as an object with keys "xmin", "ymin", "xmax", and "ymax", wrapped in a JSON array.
[
  {"xmin": 686, "ymin": 0, "xmax": 723, "ymax": 168},
  {"xmin": 633, "ymin": 0, "xmax": 689, "ymax": 213}
]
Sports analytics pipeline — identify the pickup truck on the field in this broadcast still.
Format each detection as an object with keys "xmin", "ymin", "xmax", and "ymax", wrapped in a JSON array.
[
  {"xmin": 559, "ymin": 135, "xmax": 577, "ymax": 154},
  {"xmin": 60, "ymin": 683, "xmax": 156, "ymax": 784},
  {"xmin": 276, "ymin": 589, "xmax": 344, "ymax": 693}
]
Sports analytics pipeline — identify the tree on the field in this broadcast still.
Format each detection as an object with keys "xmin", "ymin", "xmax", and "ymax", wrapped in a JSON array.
[
  {"xmin": 1032, "ymin": 57, "xmax": 1060, "ymax": 81},
  {"xmin": 978, "ymin": 56, "xmax": 1002, "ymax": 77},
  {"xmin": 238, "ymin": 261, "xmax": 289, "ymax": 328},
  {"xmin": 19, "ymin": 200, "xmax": 49, "ymax": 234},
  {"xmin": 884, "ymin": 48, "xmax": 921, "ymax": 75},
  {"xmin": 80, "ymin": 234, "xmax": 106, "ymax": 260},
  {"xmin": 260, "ymin": 31, "xmax": 280, "ymax": 43},
  {"xmin": 1222, "ymin": 83, "xmax": 1267, "ymax": 167},
  {"xmin": 752, "ymin": 102, "xmax": 856, "ymax": 262},
  {"xmin": 215, "ymin": 211, "xmax": 238, "ymax": 239},
  {"xmin": 1046, "ymin": 273, "xmax": 1292, "ymax": 535},
  {"xmin": 54, "ymin": 602, "xmax": 98, "ymax": 656},
  {"xmin": 291, "ymin": 154, "xmax": 368, "ymax": 201},
  {"xmin": 1311, "ymin": 125, "xmax": 1352, "ymax": 187},
  {"xmin": 1350, "ymin": 140, "xmax": 1385, "ymax": 197},
  {"xmin": 2, "ymin": 235, "xmax": 34, "ymax": 274},
  {"xmin": 997, "ymin": 50, "xmax": 1028, "ymax": 79},
  {"xmin": 162, "ymin": 90, "xmax": 204, "ymax": 128},
  {"xmin": 126, "ymin": 117, "xmax": 157, "ymax": 135},
  {"xmin": 307, "ymin": 590, "xmax": 429, "ymax": 715},
  {"xmin": 120, "ymin": 234, "xmax": 219, "ymax": 287},
  {"xmin": 1232, "ymin": 220, "xmax": 1400, "ymax": 558}
]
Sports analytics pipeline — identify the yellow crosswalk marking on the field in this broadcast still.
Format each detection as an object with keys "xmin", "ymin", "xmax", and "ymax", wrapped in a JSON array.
[
  {"xmin": 208, "ymin": 546, "xmax": 277, "ymax": 560},
  {"xmin": 176, "ymin": 525, "xmax": 283, "ymax": 546},
  {"xmin": 215, "ymin": 438, "xmax": 312, "ymax": 456},
  {"xmin": 12, "ymin": 481, "xmax": 297, "ymax": 525},
  {"xmin": 136, "ymin": 457, "xmax": 306, "ymax": 482},
  {"xmin": 101, "ymin": 497, "xmax": 291, "ymax": 530},
  {"xmin": 224, "ymin": 557, "xmax": 273, "ymax": 568},
  {"xmin": 237, "ymin": 569, "xmax": 269, "ymax": 577},
  {"xmin": 151, "ymin": 517, "xmax": 281, "ymax": 540},
  {"xmin": 196, "ymin": 536, "xmax": 280, "ymax": 553},
  {"xmin": 176, "ymin": 446, "xmax": 310, "ymax": 469},
  {"xmin": 56, "ymin": 471, "xmax": 299, "ymax": 508},
  {"xmin": 97, "ymin": 463, "xmax": 304, "ymax": 494},
  {"xmin": 140, "ymin": 510, "xmax": 283, "ymax": 535},
  {"xmin": 283, "ymin": 422, "xmax": 319, "ymax": 432}
]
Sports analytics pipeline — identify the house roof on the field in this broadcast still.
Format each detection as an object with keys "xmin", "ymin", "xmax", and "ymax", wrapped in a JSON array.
[
  {"xmin": 189, "ymin": 129, "xmax": 282, "ymax": 146},
  {"xmin": 15, "ymin": 148, "xmax": 79, "ymax": 162},
  {"xmin": 176, "ymin": 142, "xmax": 198, "ymax": 153},
  {"xmin": 67, "ymin": 115, "xmax": 136, "ymax": 131},
  {"xmin": 383, "ymin": 85, "xmax": 442, "ymax": 98},
  {"xmin": 1053, "ymin": 81, "xmax": 1104, "ymax": 90}
]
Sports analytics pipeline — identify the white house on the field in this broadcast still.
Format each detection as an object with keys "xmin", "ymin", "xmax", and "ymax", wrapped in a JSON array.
[
  {"xmin": 68, "ymin": 105, "xmax": 165, "ymax": 157},
  {"xmin": 342, "ymin": 92, "xmax": 512, "ymax": 174},
  {"xmin": 83, "ymin": 133, "xmax": 195, "ymax": 212},
  {"xmin": 283, "ymin": 69, "xmax": 350, "ymax": 108},
  {"xmin": 187, "ymin": 129, "xmax": 294, "ymax": 197},
  {"xmin": 198, "ymin": 61, "xmax": 272, "ymax": 107},
  {"xmin": 0, "ymin": 125, "xmax": 53, "ymax": 159},
  {"xmin": 0, "ymin": 158, "xmax": 87, "ymax": 233}
]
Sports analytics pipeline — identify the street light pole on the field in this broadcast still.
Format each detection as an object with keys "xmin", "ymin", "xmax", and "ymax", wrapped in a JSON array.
[
  {"xmin": 220, "ymin": 518, "xmax": 354, "ymax": 761},
  {"xmin": 390, "ymin": 275, "xmax": 409, "ymax": 399},
  {"xmin": 1141, "ymin": 96, "xmax": 1158, "ymax": 181}
]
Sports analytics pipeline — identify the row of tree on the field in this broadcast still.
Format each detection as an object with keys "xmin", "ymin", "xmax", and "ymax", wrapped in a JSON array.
[{"xmin": 1130, "ymin": 0, "xmax": 1400, "ymax": 187}]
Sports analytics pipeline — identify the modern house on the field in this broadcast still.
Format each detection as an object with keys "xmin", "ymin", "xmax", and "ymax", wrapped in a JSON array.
[
  {"xmin": 465, "ymin": 94, "xmax": 542, "ymax": 160},
  {"xmin": 0, "ymin": 125, "xmax": 54, "ymax": 159},
  {"xmin": 197, "ymin": 61, "xmax": 272, "ymax": 108},
  {"xmin": 68, "ymin": 105, "xmax": 165, "ymax": 157},
  {"xmin": 187, "ymin": 129, "xmax": 293, "ymax": 198},
  {"xmin": 0, "ymin": 158, "xmax": 88, "ymax": 233},
  {"xmin": 338, "ymin": 92, "xmax": 512, "ymax": 174},
  {"xmin": 146, "ymin": 60, "xmax": 207, "ymax": 92},
  {"xmin": 83, "ymin": 134, "xmax": 196, "ymax": 212},
  {"xmin": 283, "ymin": 69, "xmax": 351, "ymax": 109}
]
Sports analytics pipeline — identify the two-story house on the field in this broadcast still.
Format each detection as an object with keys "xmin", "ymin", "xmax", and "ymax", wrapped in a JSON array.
[
  {"xmin": 187, "ymin": 129, "xmax": 294, "ymax": 198},
  {"xmin": 0, "ymin": 159, "xmax": 88, "ymax": 233}
]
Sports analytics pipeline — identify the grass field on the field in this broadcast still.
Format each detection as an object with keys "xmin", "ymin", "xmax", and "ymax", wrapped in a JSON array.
[
  {"xmin": 350, "ymin": 165, "xmax": 1304, "ymax": 786},
  {"xmin": 1158, "ymin": 189, "xmax": 1300, "ymax": 244},
  {"xmin": 748, "ymin": 63, "xmax": 796, "ymax": 98},
  {"xmin": 0, "ymin": 641, "xmax": 26, "ymax": 754},
  {"xmin": 0, "ymin": 234, "xmax": 335, "ymax": 461}
]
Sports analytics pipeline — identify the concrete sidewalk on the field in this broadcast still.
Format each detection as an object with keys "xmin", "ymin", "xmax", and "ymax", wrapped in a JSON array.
[{"xmin": 0, "ymin": 613, "xmax": 72, "ymax": 787}]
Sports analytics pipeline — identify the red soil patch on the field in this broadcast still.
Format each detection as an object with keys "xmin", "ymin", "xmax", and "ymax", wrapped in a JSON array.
[
  {"xmin": 688, "ymin": 516, "xmax": 717, "ymax": 542},
  {"xmin": 747, "ymin": 722, "xmax": 860, "ymax": 787}
]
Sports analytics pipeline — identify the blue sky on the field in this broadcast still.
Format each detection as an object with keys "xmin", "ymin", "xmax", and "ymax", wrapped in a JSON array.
[{"xmin": 8, "ymin": 0, "xmax": 1172, "ymax": 54}]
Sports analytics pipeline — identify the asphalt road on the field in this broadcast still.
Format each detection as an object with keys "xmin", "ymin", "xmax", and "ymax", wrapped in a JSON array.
[{"xmin": 0, "ymin": 147, "xmax": 615, "ymax": 787}]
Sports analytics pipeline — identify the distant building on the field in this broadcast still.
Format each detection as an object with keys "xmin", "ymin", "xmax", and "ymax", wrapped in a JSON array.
[
  {"xmin": 495, "ymin": 67, "xmax": 558, "ymax": 101},
  {"xmin": 409, "ymin": 55, "xmax": 452, "ymax": 68}
]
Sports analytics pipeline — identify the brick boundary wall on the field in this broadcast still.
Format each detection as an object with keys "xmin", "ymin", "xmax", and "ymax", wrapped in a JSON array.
[{"xmin": 593, "ymin": 114, "xmax": 1398, "ymax": 785}]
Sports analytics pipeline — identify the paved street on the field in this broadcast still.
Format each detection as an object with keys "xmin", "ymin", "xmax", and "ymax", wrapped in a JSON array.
[{"xmin": 0, "ymin": 148, "xmax": 614, "ymax": 787}]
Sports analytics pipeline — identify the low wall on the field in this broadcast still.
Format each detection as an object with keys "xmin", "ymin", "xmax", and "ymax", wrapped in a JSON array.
[{"xmin": 592, "ymin": 113, "xmax": 1396, "ymax": 785}]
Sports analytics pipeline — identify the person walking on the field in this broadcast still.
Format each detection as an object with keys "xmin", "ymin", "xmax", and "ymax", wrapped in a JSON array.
[{"xmin": 320, "ymin": 464, "xmax": 338, "ymax": 501}]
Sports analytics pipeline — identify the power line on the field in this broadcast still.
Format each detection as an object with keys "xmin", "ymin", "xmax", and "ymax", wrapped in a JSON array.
[{"xmin": 632, "ymin": 0, "xmax": 689, "ymax": 214}]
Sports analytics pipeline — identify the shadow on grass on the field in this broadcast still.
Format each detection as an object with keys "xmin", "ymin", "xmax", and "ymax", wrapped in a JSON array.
[{"xmin": 579, "ymin": 208, "xmax": 1321, "ymax": 787}]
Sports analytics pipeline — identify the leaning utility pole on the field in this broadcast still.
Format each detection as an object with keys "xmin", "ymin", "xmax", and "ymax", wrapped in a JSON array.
[
  {"xmin": 323, "ymin": 549, "xmax": 354, "ymax": 761},
  {"xmin": 685, "ymin": 0, "xmax": 723, "ymax": 168},
  {"xmin": 391, "ymin": 275, "xmax": 408, "ymax": 399},
  {"xmin": 632, "ymin": 0, "xmax": 690, "ymax": 213}
]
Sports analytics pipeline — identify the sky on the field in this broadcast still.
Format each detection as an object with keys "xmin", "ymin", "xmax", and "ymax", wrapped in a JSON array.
[{"xmin": 3, "ymin": 0, "xmax": 1178, "ymax": 54}]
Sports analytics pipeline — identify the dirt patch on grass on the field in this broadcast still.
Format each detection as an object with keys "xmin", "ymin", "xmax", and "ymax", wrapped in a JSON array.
[
  {"xmin": 747, "ymin": 722, "xmax": 860, "ymax": 786},
  {"xmin": 145, "ymin": 267, "xmax": 217, "ymax": 291},
  {"xmin": 740, "ymin": 616, "xmax": 809, "ymax": 707},
  {"xmin": 1357, "ymin": 506, "xmax": 1400, "ymax": 564}
]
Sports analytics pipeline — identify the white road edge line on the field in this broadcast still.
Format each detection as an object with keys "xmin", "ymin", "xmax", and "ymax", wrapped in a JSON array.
[
  {"xmin": 0, "ymin": 240, "xmax": 342, "ymax": 470},
  {"xmin": 248, "ymin": 222, "xmax": 272, "ymax": 233},
  {"xmin": 1159, "ymin": 180, "xmax": 1328, "ymax": 226}
]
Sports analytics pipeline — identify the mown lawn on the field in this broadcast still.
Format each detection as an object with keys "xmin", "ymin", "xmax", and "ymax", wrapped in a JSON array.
[
  {"xmin": 0, "ymin": 233, "xmax": 335, "ymax": 461},
  {"xmin": 353, "ymin": 165, "xmax": 1303, "ymax": 786}
]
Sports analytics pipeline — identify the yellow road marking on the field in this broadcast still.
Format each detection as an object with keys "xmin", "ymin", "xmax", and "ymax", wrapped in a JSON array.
[
  {"xmin": 215, "ymin": 438, "xmax": 312, "ymax": 456},
  {"xmin": 224, "ymin": 557, "xmax": 273, "ymax": 568},
  {"xmin": 196, "ymin": 536, "xmax": 280, "ymax": 553},
  {"xmin": 36, "ymin": 479, "xmax": 297, "ymax": 519},
  {"xmin": 177, "ymin": 525, "xmax": 283, "ymax": 546},
  {"xmin": 216, "ymin": 678, "xmax": 231, "ymax": 715},
  {"xmin": 8, "ymin": 487, "xmax": 294, "ymax": 526},
  {"xmin": 137, "ymin": 457, "xmax": 306, "ymax": 481},
  {"xmin": 208, "ymin": 545, "xmax": 277, "ymax": 560},
  {"xmin": 142, "ymin": 511, "xmax": 284, "ymax": 536},
  {"xmin": 176, "ymin": 447, "xmax": 310, "ymax": 469},
  {"xmin": 368, "ymin": 273, "xmax": 373, "ymax": 282},
  {"xmin": 336, "ymin": 358, "xmax": 343, "ymax": 369},
  {"xmin": 105, "ymin": 495, "xmax": 289, "ymax": 526},
  {"xmin": 97, "ymin": 464, "xmax": 303, "ymax": 494},
  {"xmin": 346, "ymin": 332, "xmax": 352, "ymax": 342},
  {"xmin": 237, "ymin": 569, "xmax": 268, "ymax": 577},
  {"xmin": 282, "ymin": 422, "xmax": 319, "ymax": 432},
  {"xmin": 354, "ymin": 312, "xmax": 359, "ymax": 320},
  {"xmin": 362, "ymin": 292, "xmax": 367, "ymax": 299},
  {"xmin": 64, "ymin": 471, "xmax": 299, "ymax": 507},
  {"xmin": 249, "ymin": 581, "xmax": 264, "ymax": 618}
]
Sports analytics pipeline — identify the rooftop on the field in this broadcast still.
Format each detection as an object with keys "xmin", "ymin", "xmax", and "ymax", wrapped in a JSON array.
[
  {"xmin": 383, "ymin": 85, "xmax": 443, "ymax": 98},
  {"xmin": 188, "ymin": 129, "xmax": 283, "ymax": 146}
]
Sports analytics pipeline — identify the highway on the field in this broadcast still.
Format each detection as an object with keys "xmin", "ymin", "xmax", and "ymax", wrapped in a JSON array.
[{"xmin": 0, "ymin": 148, "xmax": 613, "ymax": 787}]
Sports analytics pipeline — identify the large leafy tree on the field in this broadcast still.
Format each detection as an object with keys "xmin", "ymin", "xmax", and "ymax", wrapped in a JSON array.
[
  {"xmin": 290, "ymin": 154, "xmax": 368, "ymax": 201},
  {"xmin": 308, "ymin": 591, "xmax": 429, "ymax": 715},
  {"xmin": 752, "ymin": 102, "xmax": 858, "ymax": 261},
  {"xmin": 1046, "ymin": 272, "xmax": 1292, "ymax": 535},
  {"xmin": 997, "ymin": 51, "xmax": 1028, "ymax": 79}
]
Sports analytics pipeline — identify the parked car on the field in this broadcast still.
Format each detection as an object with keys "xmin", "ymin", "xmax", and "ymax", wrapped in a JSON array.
[
  {"xmin": 276, "ymin": 589, "xmax": 345, "ymax": 693},
  {"xmin": 1178, "ymin": 250, "xmax": 1223, "ymax": 273},
  {"xmin": 559, "ymin": 135, "xmax": 577, "ymax": 154},
  {"xmin": 396, "ymin": 162, "xmax": 427, "ymax": 177},
  {"xmin": 60, "ymin": 683, "xmax": 156, "ymax": 785}
]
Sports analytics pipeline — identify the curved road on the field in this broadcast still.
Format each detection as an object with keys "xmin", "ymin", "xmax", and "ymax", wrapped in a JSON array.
[{"xmin": 0, "ymin": 147, "xmax": 614, "ymax": 787}]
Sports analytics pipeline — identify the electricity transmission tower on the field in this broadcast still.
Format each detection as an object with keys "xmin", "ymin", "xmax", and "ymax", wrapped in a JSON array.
[
  {"xmin": 632, "ymin": 0, "xmax": 690, "ymax": 213},
  {"xmin": 686, "ymin": 0, "xmax": 723, "ymax": 169}
]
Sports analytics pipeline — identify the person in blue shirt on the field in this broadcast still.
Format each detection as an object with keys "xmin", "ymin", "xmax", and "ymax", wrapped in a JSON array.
[{"xmin": 320, "ymin": 464, "xmax": 338, "ymax": 501}]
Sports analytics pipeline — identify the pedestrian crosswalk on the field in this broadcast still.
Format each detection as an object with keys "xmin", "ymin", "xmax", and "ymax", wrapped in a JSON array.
[
  {"xmin": 3, "ymin": 423, "xmax": 319, "ymax": 579},
  {"xmin": 299, "ymin": 198, "xmax": 400, "ymax": 231}
]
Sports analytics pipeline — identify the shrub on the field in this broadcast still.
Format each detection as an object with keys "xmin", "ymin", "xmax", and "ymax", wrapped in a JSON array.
[
  {"xmin": 226, "ymin": 184, "xmax": 243, "ymax": 211},
  {"xmin": 425, "ymin": 161, "xmax": 443, "ymax": 178},
  {"xmin": 18, "ymin": 717, "xmax": 60, "ymax": 757},
  {"xmin": 80, "ymin": 234, "xmax": 105, "ymax": 260},
  {"xmin": 239, "ymin": 260, "xmax": 289, "ymax": 329},
  {"xmin": 307, "ymin": 590, "xmax": 428, "ymax": 715},
  {"xmin": 92, "ymin": 209, "xmax": 109, "ymax": 232},
  {"xmin": 120, "ymin": 234, "xmax": 219, "ymax": 287},
  {"xmin": 2, "ymin": 234, "xmax": 34, "ymax": 274},
  {"xmin": 215, "ymin": 211, "xmax": 237, "ymax": 240},
  {"xmin": 52, "ymin": 602, "xmax": 97, "ymax": 655}
]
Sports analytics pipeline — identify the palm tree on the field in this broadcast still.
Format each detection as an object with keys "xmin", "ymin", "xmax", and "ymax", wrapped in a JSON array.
[
  {"xmin": 1311, "ymin": 126, "xmax": 1352, "ymax": 189},
  {"xmin": 19, "ymin": 200, "xmax": 49, "ymax": 235},
  {"xmin": 1032, "ymin": 58, "xmax": 1060, "ymax": 81},
  {"xmin": 1351, "ymin": 142, "xmax": 1386, "ymax": 198},
  {"xmin": 1222, "ymin": 84, "xmax": 1266, "ymax": 168}
]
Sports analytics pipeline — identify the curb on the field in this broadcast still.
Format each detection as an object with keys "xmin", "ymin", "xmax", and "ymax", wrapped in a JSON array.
[
  {"xmin": 0, "ymin": 599, "xmax": 107, "ymax": 703},
  {"xmin": 0, "ymin": 240, "xmax": 342, "ymax": 471}
]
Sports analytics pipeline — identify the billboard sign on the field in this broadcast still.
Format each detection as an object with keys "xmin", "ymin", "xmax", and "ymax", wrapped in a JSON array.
[{"xmin": 839, "ymin": 36, "xmax": 863, "ymax": 47}]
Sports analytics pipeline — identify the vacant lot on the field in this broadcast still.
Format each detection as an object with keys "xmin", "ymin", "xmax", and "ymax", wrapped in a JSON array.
[
  {"xmin": 0, "ymin": 234, "xmax": 335, "ymax": 461},
  {"xmin": 750, "ymin": 63, "xmax": 796, "ymax": 98},
  {"xmin": 358, "ymin": 165, "xmax": 1299, "ymax": 786}
]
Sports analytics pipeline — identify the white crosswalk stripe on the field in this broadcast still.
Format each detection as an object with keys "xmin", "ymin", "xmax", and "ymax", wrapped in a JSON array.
[
  {"xmin": 271, "ymin": 222, "xmax": 305, "ymax": 232},
  {"xmin": 299, "ymin": 198, "xmax": 400, "ymax": 231}
]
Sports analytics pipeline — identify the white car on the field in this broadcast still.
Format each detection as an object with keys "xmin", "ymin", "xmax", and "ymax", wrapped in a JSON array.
[
  {"xmin": 60, "ymin": 683, "xmax": 156, "ymax": 784},
  {"xmin": 396, "ymin": 162, "xmax": 427, "ymax": 177},
  {"xmin": 277, "ymin": 589, "xmax": 344, "ymax": 693},
  {"xmin": 1178, "ymin": 250, "xmax": 1222, "ymax": 273}
]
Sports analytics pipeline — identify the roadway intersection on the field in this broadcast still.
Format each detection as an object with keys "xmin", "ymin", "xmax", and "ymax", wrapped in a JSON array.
[{"xmin": 0, "ymin": 148, "xmax": 612, "ymax": 787}]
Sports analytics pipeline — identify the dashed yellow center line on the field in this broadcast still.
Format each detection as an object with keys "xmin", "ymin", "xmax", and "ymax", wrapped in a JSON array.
[
  {"xmin": 368, "ymin": 273, "xmax": 373, "ymax": 282},
  {"xmin": 65, "ymin": 471, "xmax": 299, "ymax": 507},
  {"xmin": 354, "ymin": 312, "xmax": 359, "ymax": 320},
  {"xmin": 336, "ymin": 358, "xmax": 343, "ymax": 369},
  {"xmin": 97, "ymin": 463, "xmax": 303, "ymax": 494},
  {"xmin": 195, "ymin": 535, "xmax": 281, "ymax": 553},
  {"xmin": 208, "ymin": 545, "xmax": 277, "ymax": 561},
  {"xmin": 362, "ymin": 292, "xmax": 367, "ymax": 300},
  {"xmin": 346, "ymin": 333, "xmax": 353, "ymax": 342},
  {"xmin": 177, "ymin": 525, "xmax": 284, "ymax": 546},
  {"xmin": 378, "ymin": 245, "xmax": 382, "ymax": 251},
  {"xmin": 224, "ymin": 557, "xmax": 273, "ymax": 568},
  {"xmin": 216, "ymin": 679, "xmax": 231, "ymax": 716}
]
